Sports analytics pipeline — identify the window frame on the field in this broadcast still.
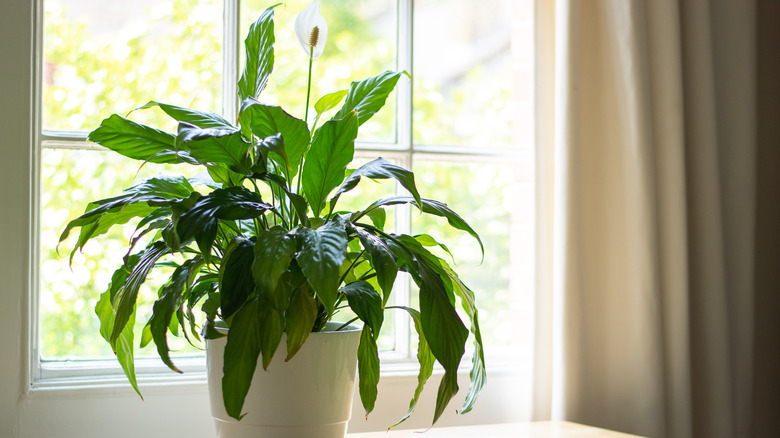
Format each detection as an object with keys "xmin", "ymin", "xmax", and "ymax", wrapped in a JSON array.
[{"xmin": 12, "ymin": 0, "xmax": 533, "ymax": 435}]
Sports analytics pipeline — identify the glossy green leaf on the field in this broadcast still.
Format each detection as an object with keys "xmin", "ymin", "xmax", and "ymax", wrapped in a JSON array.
[
  {"xmin": 391, "ymin": 307, "xmax": 434, "ymax": 428},
  {"xmin": 341, "ymin": 281, "xmax": 383, "ymax": 333},
  {"xmin": 110, "ymin": 241, "xmax": 169, "ymax": 344},
  {"xmin": 295, "ymin": 219, "xmax": 348, "ymax": 316},
  {"xmin": 440, "ymin": 262, "xmax": 486, "ymax": 414},
  {"xmin": 252, "ymin": 226, "xmax": 296, "ymax": 306},
  {"xmin": 240, "ymin": 99, "xmax": 310, "ymax": 177},
  {"xmin": 95, "ymin": 260, "xmax": 141, "ymax": 399},
  {"xmin": 301, "ymin": 113, "xmax": 358, "ymax": 216},
  {"xmin": 237, "ymin": 5, "xmax": 279, "ymax": 101},
  {"xmin": 284, "ymin": 286, "xmax": 317, "ymax": 361},
  {"xmin": 258, "ymin": 300, "xmax": 284, "ymax": 370},
  {"xmin": 360, "ymin": 196, "xmax": 484, "ymax": 257},
  {"xmin": 135, "ymin": 101, "xmax": 235, "ymax": 129},
  {"xmin": 417, "ymin": 261, "xmax": 468, "ymax": 424},
  {"xmin": 88, "ymin": 114, "xmax": 180, "ymax": 164},
  {"xmin": 177, "ymin": 187, "xmax": 273, "ymax": 260},
  {"xmin": 314, "ymin": 89, "xmax": 348, "ymax": 115},
  {"xmin": 222, "ymin": 298, "xmax": 263, "ymax": 420},
  {"xmin": 354, "ymin": 228, "xmax": 398, "ymax": 306},
  {"xmin": 219, "ymin": 238, "xmax": 256, "ymax": 319},
  {"xmin": 357, "ymin": 325, "xmax": 380, "ymax": 416},
  {"xmin": 179, "ymin": 125, "xmax": 252, "ymax": 174},
  {"xmin": 334, "ymin": 157, "xmax": 422, "ymax": 210},
  {"xmin": 149, "ymin": 257, "xmax": 203, "ymax": 373},
  {"xmin": 333, "ymin": 70, "xmax": 406, "ymax": 126},
  {"xmin": 256, "ymin": 133, "xmax": 290, "ymax": 178}
]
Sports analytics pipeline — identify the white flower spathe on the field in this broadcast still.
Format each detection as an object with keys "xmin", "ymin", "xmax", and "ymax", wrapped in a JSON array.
[{"xmin": 294, "ymin": 0, "xmax": 328, "ymax": 60}]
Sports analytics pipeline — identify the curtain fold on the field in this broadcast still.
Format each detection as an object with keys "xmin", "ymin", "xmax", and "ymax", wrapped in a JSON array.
[{"xmin": 533, "ymin": 1, "xmax": 761, "ymax": 437}]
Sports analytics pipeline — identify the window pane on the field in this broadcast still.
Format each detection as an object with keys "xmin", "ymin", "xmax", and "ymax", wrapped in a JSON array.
[
  {"xmin": 43, "ymin": 0, "xmax": 223, "ymax": 132},
  {"xmin": 413, "ymin": 0, "xmax": 532, "ymax": 149},
  {"xmin": 411, "ymin": 159, "xmax": 533, "ymax": 354},
  {"xmin": 241, "ymin": 0, "xmax": 397, "ymax": 143},
  {"xmin": 40, "ymin": 149, "xmax": 201, "ymax": 359}
]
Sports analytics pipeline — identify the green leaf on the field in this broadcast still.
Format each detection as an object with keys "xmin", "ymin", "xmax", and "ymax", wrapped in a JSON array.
[
  {"xmin": 301, "ymin": 113, "xmax": 358, "ymax": 216},
  {"xmin": 110, "ymin": 241, "xmax": 169, "ymax": 344},
  {"xmin": 417, "ymin": 261, "xmax": 468, "ymax": 424},
  {"xmin": 390, "ymin": 307, "xmax": 434, "ymax": 428},
  {"xmin": 237, "ymin": 5, "xmax": 279, "ymax": 101},
  {"xmin": 258, "ymin": 299, "xmax": 284, "ymax": 370},
  {"xmin": 333, "ymin": 71, "xmax": 406, "ymax": 126},
  {"xmin": 295, "ymin": 219, "xmax": 348, "ymax": 316},
  {"xmin": 360, "ymin": 196, "xmax": 484, "ymax": 257},
  {"xmin": 365, "ymin": 207, "xmax": 386, "ymax": 230},
  {"xmin": 252, "ymin": 226, "xmax": 296, "ymax": 307},
  {"xmin": 315, "ymin": 90, "xmax": 349, "ymax": 115},
  {"xmin": 357, "ymin": 325, "xmax": 380, "ymax": 417},
  {"xmin": 88, "ymin": 114, "xmax": 180, "ymax": 164},
  {"xmin": 95, "ymin": 263, "xmax": 142, "ymax": 399},
  {"xmin": 354, "ymin": 228, "xmax": 398, "ymax": 306},
  {"xmin": 240, "ymin": 100, "xmax": 310, "ymax": 177},
  {"xmin": 284, "ymin": 286, "xmax": 317, "ymax": 361},
  {"xmin": 222, "ymin": 298, "xmax": 263, "ymax": 420},
  {"xmin": 334, "ymin": 158, "xmax": 422, "ymax": 210},
  {"xmin": 219, "ymin": 237, "xmax": 256, "ymax": 319},
  {"xmin": 440, "ymin": 262, "xmax": 486, "ymax": 414},
  {"xmin": 256, "ymin": 133, "xmax": 290, "ymax": 178},
  {"xmin": 178, "ymin": 125, "xmax": 252, "ymax": 174},
  {"xmin": 177, "ymin": 187, "xmax": 273, "ymax": 260},
  {"xmin": 341, "ymin": 281, "xmax": 383, "ymax": 334},
  {"xmin": 135, "ymin": 101, "xmax": 235, "ymax": 129},
  {"xmin": 149, "ymin": 257, "xmax": 203, "ymax": 373}
]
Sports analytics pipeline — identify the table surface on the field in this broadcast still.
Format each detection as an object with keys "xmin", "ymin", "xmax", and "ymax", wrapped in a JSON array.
[{"xmin": 348, "ymin": 421, "xmax": 647, "ymax": 438}]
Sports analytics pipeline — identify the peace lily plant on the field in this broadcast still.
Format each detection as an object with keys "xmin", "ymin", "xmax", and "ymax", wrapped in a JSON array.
[{"xmin": 61, "ymin": 0, "xmax": 486, "ymax": 427}]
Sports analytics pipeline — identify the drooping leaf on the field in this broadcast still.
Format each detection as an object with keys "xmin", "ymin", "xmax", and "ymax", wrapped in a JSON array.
[
  {"xmin": 252, "ymin": 226, "xmax": 296, "ymax": 307},
  {"xmin": 357, "ymin": 325, "xmax": 380, "ymax": 417},
  {"xmin": 95, "ymin": 259, "xmax": 142, "ymax": 399},
  {"xmin": 88, "ymin": 114, "xmax": 180, "ymax": 164},
  {"xmin": 148, "ymin": 257, "xmax": 203, "ymax": 373},
  {"xmin": 135, "ymin": 101, "xmax": 235, "ymax": 129},
  {"xmin": 222, "ymin": 298, "xmax": 263, "ymax": 420},
  {"xmin": 284, "ymin": 286, "xmax": 317, "ymax": 361},
  {"xmin": 440, "ymin": 262, "xmax": 486, "ymax": 414},
  {"xmin": 417, "ymin": 261, "xmax": 468, "ymax": 424},
  {"xmin": 295, "ymin": 218, "xmax": 348, "ymax": 316},
  {"xmin": 333, "ymin": 157, "xmax": 422, "ymax": 210},
  {"xmin": 219, "ymin": 237, "xmax": 256, "ymax": 319},
  {"xmin": 301, "ymin": 112, "xmax": 358, "ymax": 216},
  {"xmin": 354, "ymin": 228, "xmax": 398, "ymax": 306},
  {"xmin": 333, "ymin": 70, "xmax": 406, "ymax": 126},
  {"xmin": 237, "ymin": 5, "xmax": 280, "ymax": 101},
  {"xmin": 390, "ymin": 307, "xmax": 434, "ymax": 428},
  {"xmin": 341, "ymin": 280, "xmax": 383, "ymax": 334},
  {"xmin": 110, "ymin": 241, "xmax": 169, "ymax": 344},
  {"xmin": 359, "ymin": 196, "xmax": 484, "ymax": 257},
  {"xmin": 240, "ymin": 100, "xmax": 310, "ymax": 178}
]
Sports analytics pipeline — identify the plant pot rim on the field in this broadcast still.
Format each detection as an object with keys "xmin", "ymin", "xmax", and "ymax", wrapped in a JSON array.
[{"xmin": 212, "ymin": 321, "xmax": 361, "ymax": 336}]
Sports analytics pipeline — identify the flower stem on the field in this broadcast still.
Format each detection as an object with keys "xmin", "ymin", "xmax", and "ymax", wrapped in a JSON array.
[
  {"xmin": 297, "ymin": 47, "xmax": 315, "ymax": 197},
  {"xmin": 304, "ymin": 47, "xmax": 314, "ymax": 124}
]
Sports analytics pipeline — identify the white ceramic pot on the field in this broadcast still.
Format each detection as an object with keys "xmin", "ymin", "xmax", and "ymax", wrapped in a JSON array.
[{"xmin": 206, "ymin": 322, "xmax": 362, "ymax": 438}]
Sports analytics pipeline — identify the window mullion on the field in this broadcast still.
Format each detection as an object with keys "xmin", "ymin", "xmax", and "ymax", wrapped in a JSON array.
[{"xmin": 223, "ymin": 0, "xmax": 240, "ymax": 123}]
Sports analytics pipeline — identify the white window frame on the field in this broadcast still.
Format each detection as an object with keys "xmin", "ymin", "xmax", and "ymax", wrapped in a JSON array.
[{"xmin": 0, "ymin": 0, "xmax": 532, "ymax": 436}]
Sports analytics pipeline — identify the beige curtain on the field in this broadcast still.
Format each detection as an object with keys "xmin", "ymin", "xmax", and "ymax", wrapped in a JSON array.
[{"xmin": 532, "ymin": 0, "xmax": 780, "ymax": 437}]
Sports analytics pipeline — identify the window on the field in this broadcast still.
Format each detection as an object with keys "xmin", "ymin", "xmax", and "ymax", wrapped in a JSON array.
[{"xmin": 29, "ymin": 0, "xmax": 534, "ymax": 434}]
